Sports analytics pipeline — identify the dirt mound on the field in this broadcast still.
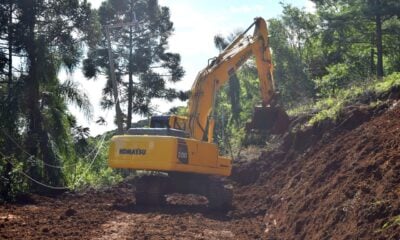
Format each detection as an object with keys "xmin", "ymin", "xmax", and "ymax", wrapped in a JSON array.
[{"xmin": 231, "ymin": 100, "xmax": 400, "ymax": 239}]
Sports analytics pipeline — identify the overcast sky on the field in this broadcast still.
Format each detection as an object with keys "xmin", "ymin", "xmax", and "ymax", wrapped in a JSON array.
[{"xmin": 63, "ymin": 0, "xmax": 315, "ymax": 136}]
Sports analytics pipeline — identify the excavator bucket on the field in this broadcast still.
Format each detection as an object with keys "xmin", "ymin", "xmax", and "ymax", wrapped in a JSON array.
[{"xmin": 245, "ymin": 106, "xmax": 290, "ymax": 134}]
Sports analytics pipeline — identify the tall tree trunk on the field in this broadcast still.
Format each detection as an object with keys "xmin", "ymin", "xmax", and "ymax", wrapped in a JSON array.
[
  {"xmin": 2, "ymin": 0, "xmax": 14, "ymax": 201},
  {"xmin": 127, "ymin": 24, "xmax": 133, "ymax": 130},
  {"xmin": 126, "ymin": 2, "xmax": 135, "ymax": 130},
  {"xmin": 105, "ymin": 27, "xmax": 124, "ymax": 134},
  {"xmin": 24, "ymin": 0, "xmax": 43, "ymax": 190},
  {"xmin": 370, "ymin": 33, "xmax": 375, "ymax": 76},
  {"xmin": 25, "ymin": 50, "xmax": 42, "ymax": 187},
  {"xmin": 40, "ymin": 128, "xmax": 62, "ymax": 187},
  {"xmin": 375, "ymin": 12, "xmax": 384, "ymax": 77},
  {"xmin": 228, "ymin": 75, "xmax": 241, "ymax": 126},
  {"xmin": 7, "ymin": 0, "xmax": 12, "ymax": 88},
  {"xmin": 25, "ymin": 24, "xmax": 62, "ymax": 191}
]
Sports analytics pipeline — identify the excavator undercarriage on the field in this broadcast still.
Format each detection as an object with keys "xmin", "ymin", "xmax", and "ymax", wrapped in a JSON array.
[{"xmin": 135, "ymin": 173, "xmax": 233, "ymax": 210}]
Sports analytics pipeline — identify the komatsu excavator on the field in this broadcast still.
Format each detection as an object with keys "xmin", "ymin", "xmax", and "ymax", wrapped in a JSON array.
[{"xmin": 108, "ymin": 17, "xmax": 289, "ymax": 210}]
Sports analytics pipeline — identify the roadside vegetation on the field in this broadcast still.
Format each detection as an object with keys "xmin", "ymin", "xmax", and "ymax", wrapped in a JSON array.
[{"xmin": 289, "ymin": 72, "xmax": 400, "ymax": 126}]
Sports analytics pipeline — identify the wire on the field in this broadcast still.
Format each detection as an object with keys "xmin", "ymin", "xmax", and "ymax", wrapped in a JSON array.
[
  {"xmin": 0, "ymin": 151, "xmax": 69, "ymax": 190},
  {"xmin": 1, "ymin": 129, "xmax": 70, "ymax": 168},
  {"xmin": 72, "ymin": 134, "xmax": 107, "ymax": 187},
  {"xmin": 1, "ymin": 129, "xmax": 104, "ymax": 169},
  {"xmin": 0, "ymin": 134, "xmax": 107, "ymax": 190}
]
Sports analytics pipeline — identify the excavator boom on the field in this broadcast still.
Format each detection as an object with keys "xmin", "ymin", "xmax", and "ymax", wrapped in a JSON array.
[{"xmin": 187, "ymin": 17, "xmax": 289, "ymax": 142}]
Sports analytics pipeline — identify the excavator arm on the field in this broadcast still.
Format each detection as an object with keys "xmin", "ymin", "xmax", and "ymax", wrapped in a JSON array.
[{"xmin": 187, "ymin": 17, "xmax": 288, "ymax": 143}]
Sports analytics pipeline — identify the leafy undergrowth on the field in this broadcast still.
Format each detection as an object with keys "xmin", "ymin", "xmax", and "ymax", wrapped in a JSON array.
[
  {"xmin": 381, "ymin": 215, "xmax": 400, "ymax": 232},
  {"xmin": 287, "ymin": 72, "xmax": 400, "ymax": 126}
]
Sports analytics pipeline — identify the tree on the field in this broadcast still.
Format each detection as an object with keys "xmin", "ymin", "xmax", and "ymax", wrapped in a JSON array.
[
  {"xmin": 214, "ymin": 32, "xmax": 242, "ymax": 125},
  {"xmin": 268, "ymin": 5, "xmax": 317, "ymax": 104},
  {"xmin": 2, "ymin": 0, "xmax": 99, "ymax": 190},
  {"xmin": 83, "ymin": 0, "xmax": 184, "ymax": 130},
  {"xmin": 312, "ymin": 0, "xmax": 400, "ymax": 77},
  {"xmin": 362, "ymin": 0, "xmax": 400, "ymax": 77},
  {"xmin": 0, "ymin": 0, "xmax": 21, "ymax": 200}
]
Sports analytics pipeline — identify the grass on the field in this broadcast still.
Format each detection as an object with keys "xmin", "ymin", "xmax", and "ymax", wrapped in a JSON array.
[
  {"xmin": 378, "ymin": 215, "xmax": 400, "ymax": 232},
  {"xmin": 288, "ymin": 72, "xmax": 400, "ymax": 127}
]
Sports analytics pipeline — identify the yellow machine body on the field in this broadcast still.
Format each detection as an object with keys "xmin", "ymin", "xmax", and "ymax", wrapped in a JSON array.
[{"xmin": 108, "ymin": 135, "xmax": 231, "ymax": 176}]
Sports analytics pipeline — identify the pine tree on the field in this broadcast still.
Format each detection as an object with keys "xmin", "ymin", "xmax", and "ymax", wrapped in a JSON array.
[
  {"xmin": 83, "ymin": 0, "xmax": 184, "ymax": 130},
  {"xmin": 312, "ymin": 0, "xmax": 400, "ymax": 77},
  {"xmin": 3, "ymin": 0, "xmax": 99, "ymax": 191}
]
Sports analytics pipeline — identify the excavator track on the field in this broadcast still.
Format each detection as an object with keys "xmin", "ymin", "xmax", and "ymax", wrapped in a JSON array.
[
  {"xmin": 135, "ymin": 175, "xmax": 169, "ymax": 206},
  {"xmin": 134, "ymin": 173, "xmax": 232, "ymax": 211}
]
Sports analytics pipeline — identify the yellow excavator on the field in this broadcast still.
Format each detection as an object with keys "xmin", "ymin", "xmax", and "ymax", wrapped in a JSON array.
[{"xmin": 108, "ymin": 17, "xmax": 289, "ymax": 209}]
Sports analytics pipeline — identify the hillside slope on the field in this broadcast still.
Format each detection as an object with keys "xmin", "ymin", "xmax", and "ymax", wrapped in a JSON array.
[{"xmin": 233, "ymin": 100, "xmax": 400, "ymax": 239}]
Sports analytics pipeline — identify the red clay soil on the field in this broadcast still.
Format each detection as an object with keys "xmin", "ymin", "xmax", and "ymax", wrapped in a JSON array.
[
  {"xmin": 0, "ymin": 101, "xmax": 399, "ymax": 239},
  {"xmin": 0, "ymin": 182, "xmax": 265, "ymax": 240},
  {"xmin": 233, "ymin": 101, "xmax": 400, "ymax": 239}
]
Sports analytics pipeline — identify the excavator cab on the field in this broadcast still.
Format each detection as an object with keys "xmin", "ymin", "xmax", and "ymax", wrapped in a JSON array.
[
  {"xmin": 124, "ymin": 115, "xmax": 189, "ymax": 138},
  {"xmin": 150, "ymin": 115, "xmax": 188, "ymax": 131}
]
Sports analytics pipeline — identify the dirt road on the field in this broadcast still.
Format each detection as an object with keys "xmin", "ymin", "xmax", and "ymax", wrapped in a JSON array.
[{"xmin": 0, "ymin": 182, "xmax": 266, "ymax": 240}]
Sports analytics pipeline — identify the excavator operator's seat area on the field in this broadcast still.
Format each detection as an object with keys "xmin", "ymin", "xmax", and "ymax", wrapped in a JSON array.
[
  {"xmin": 150, "ymin": 116, "xmax": 170, "ymax": 128},
  {"xmin": 150, "ymin": 115, "xmax": 187, "ymax": 131},
  {"xmin": 126, "ymin": 128, "xmax": 189, "ymax": 138},
  {"xmin": 126, "ymin": 115, "xmax": 189, "ymax": 138}
]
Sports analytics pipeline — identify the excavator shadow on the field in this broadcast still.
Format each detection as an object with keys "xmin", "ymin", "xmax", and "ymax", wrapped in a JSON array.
[{"xmin": 112, "ymin": 197, "xmax": 232, "ymax": 221}]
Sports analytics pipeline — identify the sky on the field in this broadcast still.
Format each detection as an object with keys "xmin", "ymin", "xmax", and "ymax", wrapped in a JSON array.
[{"xmin": 64, "ymin": 0, "xmax": 315, "ymax": 136}]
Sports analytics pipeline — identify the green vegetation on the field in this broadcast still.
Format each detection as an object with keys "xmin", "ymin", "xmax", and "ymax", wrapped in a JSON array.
[
  {"xmin": 382, "ymin": 215, "xmax": 400, "ymax": 230},
  {"xmin": 212, "ymin": 1, "xmax": 400, "ymax": 154},
  {"xmin": 375, "ymin": 214, "xmax": 400, "ymax": 233},
  {"xmin": 0, "ymin": 0, "xmax": 101, "ymax": 200},
  {"xmin": 297, "ymin": 72, "xmax": 400, "ymax": 126},
  {"xmin": 213, "ymin": 63, "xmax": 263, "ymax": 154},
  {"xmin": 63, "ymin": 133, "xmax": 123, "ymax": 189}
]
